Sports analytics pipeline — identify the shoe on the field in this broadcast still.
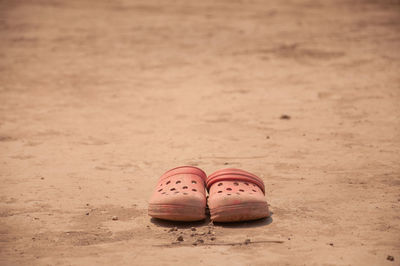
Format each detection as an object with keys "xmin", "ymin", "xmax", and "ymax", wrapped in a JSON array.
[
  {"xmin": 206, "ymin": 168, "xmax": 270, "ymax": 222},
  {"xmin": 148, "ymin": 166, "xmax": 207, "ymax": 221}
]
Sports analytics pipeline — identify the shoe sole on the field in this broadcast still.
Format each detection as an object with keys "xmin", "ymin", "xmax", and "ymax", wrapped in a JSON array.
[
  {"xmin": 148, "ymin": 203, "xmax": 206, "ymax": 221},
  {"xmin": 210, "ymin": 202, "xmax": 270, "ymax": 222}
]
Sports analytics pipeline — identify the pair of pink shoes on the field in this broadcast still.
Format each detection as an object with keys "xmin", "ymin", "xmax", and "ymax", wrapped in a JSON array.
[{"xmin": 148, "ymin": 166, "xmax": 270, "ymax": 222}]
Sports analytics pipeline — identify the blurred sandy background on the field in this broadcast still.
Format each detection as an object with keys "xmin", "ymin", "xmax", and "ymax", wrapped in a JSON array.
[{"xmin": 0, "ymin": 0, "xmax": 399, "ymax": 265}]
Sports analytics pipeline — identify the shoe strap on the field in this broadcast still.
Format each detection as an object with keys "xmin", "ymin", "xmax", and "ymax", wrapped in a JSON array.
[
  {"xmin": 159, "ymin": 166, "xmax": 207, "ymax": 183},
  {"xmin": 206, "ymin": 168, "xmax": 265, "ymax": 194}
]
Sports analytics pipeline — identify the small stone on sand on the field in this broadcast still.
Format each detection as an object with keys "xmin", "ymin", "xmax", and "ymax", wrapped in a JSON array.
[{"xmin": 169, "ymin": 227, "xmax": 178, "ymax": 232}]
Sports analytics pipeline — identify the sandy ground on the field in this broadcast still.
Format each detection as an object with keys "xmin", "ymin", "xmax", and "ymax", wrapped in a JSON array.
[{"xmin": 0, "ymin": 0, "xmax": 399, "ymax": 265}]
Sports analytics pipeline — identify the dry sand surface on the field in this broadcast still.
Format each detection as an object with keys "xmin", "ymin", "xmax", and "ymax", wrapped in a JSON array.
[{"xmin": 1, "ymin": 0, "xmax": 400, "ymax": 265}]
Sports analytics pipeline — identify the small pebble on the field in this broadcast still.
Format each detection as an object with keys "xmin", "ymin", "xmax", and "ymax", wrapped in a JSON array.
[
  {"xmin": 193, "ymin": 239, "xmax": 204, "ymax": 245},
  {"xmin": 329, "ymin": 243, "xmax": 334, "ymax": 246},
  {"xmin": 244, "ymin": 239, "xmax": 251, "ymax": 245},
  {"xmin": 85, "ymin": 212, "xmax": 89, "ymax": 216},
  {"xmin": 280, "ymin": 114, "xmax": 291, "ymax": 120},
  {"xmin": 177, "ymin": 236, "xmax": 184, "ymax": 242},
  {"xmin": 191, "ymin": 227, "xmax": 196, "ymax": 231},
  {"xmin": 387, "ymin": 255, "xmax": 394, "ymax": 261},
  {"xmin": 112, "ymin": 216, "xmax": 118, "ymax": 221},
  {"xmin": 210, "ymin": 237, "xmax": 216, "ymax": 241},
  {"xmin": 169, "ymin": 227, "xmax": 178, "ymax": 232}
]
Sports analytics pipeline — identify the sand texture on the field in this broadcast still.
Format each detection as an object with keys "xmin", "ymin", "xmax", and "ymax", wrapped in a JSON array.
[{"xmin": 0, "ymin": 0, "xmax": 399, "ymax": 265}]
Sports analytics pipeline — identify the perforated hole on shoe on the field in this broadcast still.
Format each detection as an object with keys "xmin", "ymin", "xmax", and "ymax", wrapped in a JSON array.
[
  {"xmin": 233, "ymin": 182, "xmax": 239, "ymax": 186},
  {"xmin": 176, "ymin": 180, "xmax": 181, "ymax": 184},
  {"xmin": 218, "ymin": 183, "xmax": 223, "ymax": 186},
  {"xmin": 192, "ymin": 188, "xmax": 197, "ymax": 192},
  {"xmin": 227, "ymin": 194, "xmax": 231, "ymax": 196},
  {"xmin": 158, "ymin": 189, "xmax": 163, "ymax": 192},
  {"xmin": 226, "ymin": 188, "xmax": 232, "ymax": 191},
  {"xmin": 244, "ymin": 182, "xmax": 249, "ymax": 186},
  {"xmin": 170, "ymin": 188, "xmax": 176, "ymax": 191},
  {"xmin": 239, "ymin": 189, "xmax": 244, "ymax": 192},
  {"xmin": 252, "ymin": 189, "xmax": 257, "ymax": 192},
  {"xmin": 183, "ymin": 192, "xmax": 188, "ymax": 195},
  {"xmin": 166, "ymin": 181, "xmax": 171, "ymax": 185},
  {"xmin": 217, "ymin": 191, "xmax": 222, "ymax": 193},
  {"xmin": 182, "ymin": 186, "xmax": 188, "ymax": 189},
  {"xmin": 192, "ymin": 180, "xmax": 197, "ymax": 184}
]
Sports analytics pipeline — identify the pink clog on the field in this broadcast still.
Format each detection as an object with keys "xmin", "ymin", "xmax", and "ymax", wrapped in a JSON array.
[
  {"xmin": 206, "ymin": 168, "xmax": 270, "ymax": 222},
  {"xmin": 148, "ymin": 166, "xmax": 207, "ymax": 221}
]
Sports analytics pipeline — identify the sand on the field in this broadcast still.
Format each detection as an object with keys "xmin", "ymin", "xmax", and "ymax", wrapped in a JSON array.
[{"xmin": 0, "ymin": 0, "xmax": 399, "ymax": 265}]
